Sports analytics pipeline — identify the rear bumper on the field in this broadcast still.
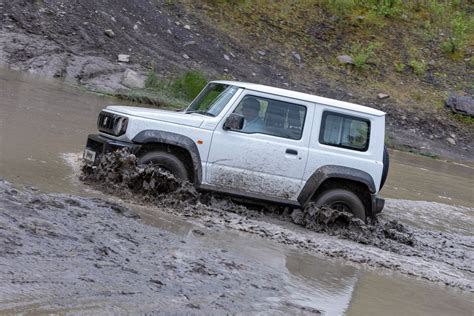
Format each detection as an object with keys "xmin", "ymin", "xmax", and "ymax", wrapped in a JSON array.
[
  {"xmin": 371, "ymin": 194, "xmax": 385, "ymax": 216},
  {"xmin": 84, "ymin": 134, "xmax": 141, "ymax": 165}
]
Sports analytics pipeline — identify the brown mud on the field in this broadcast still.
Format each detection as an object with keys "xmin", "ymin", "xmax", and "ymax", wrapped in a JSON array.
[{"xmin": 81, "ymin": 150, "xmax": 474, "ymax": 292}]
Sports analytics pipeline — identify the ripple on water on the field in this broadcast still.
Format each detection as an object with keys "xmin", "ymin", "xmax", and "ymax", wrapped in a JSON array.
[{"xmin": 383, "ymin": 199, "xmax": 473, "ymax": 236}]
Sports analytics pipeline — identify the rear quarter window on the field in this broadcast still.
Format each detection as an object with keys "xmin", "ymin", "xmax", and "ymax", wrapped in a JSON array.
[{"xmin": 319, "ymin": 111, "xmax": 370, "ymax": 151}]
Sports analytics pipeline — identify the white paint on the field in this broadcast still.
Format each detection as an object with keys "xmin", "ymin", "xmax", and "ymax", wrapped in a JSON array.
[{"xmin": 99, "ymin": 81, "xmax": 386, "ymax": 202}]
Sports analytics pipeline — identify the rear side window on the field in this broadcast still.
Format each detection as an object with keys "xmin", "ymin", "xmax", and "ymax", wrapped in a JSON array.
[
  {"xmin": 232, "ymin": 95, "xmax": 307, "ymax": 140},
  {"xmin": 319, "ymin": 111, "xmax": 370, "ymax": 151}
]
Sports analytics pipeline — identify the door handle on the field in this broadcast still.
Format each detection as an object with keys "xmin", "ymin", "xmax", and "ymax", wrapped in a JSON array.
[{"xmin": 286, "ymin": 149, "xmax": 298, "ymax": 155}]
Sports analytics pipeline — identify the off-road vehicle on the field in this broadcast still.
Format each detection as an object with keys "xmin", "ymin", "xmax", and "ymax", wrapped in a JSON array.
[{"xmin": 84, "ymin": 81, "xmax": 389, "ymax": 220}]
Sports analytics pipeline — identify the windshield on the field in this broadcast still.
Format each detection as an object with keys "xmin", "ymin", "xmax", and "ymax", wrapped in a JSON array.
[{"xmin": 186, "ymin": 83, "xmax": 239, "ymax": 116}]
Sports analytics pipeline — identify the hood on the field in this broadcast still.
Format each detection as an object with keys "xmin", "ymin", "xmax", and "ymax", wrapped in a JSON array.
[{"xmin": 105, "ymin": 105, "xmax": 204, "ymax": 128}]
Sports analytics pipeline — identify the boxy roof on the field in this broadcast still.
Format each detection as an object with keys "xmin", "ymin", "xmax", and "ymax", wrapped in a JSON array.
[{"xmin": 212, "ymin": 80, "xmax": 386, "ymax": 117}]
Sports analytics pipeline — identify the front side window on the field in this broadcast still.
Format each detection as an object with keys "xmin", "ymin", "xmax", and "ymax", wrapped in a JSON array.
[
  {"xmin": 232, "ymin": 95, "xmax": 307, "ymax": 140},
  {"xmin": 319, "ymin": 111, "xmax": 370, "ymax": 151},
  {"xmin": 186, "ymin": 83, "xmax": 239, "ymax": 116}
]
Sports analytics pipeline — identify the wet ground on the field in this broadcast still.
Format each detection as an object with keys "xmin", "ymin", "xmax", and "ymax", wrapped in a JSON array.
[{"xmin": 1, "ymin": 67, "xmax": 473, "ymax": 314}]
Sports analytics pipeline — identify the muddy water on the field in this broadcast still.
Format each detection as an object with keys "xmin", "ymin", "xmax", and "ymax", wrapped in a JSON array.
[{"xmin": 1, "ymin": 67, "xmax": 473, "ymax": 314}]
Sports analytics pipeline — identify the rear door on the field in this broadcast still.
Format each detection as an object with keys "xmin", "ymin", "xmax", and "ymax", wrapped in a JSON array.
[{"xmin": 206, "ymin": 91, "xmax": 314, "ymax": 200}]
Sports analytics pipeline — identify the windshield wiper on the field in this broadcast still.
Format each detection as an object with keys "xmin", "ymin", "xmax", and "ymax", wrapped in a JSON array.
[{"xmin": 185, "ymin": 110, "xmax": 216, "ymax": 117}]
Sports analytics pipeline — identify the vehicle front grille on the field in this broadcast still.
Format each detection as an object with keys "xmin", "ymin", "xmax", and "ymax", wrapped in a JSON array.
[{"xmin": 97, "ymin": 111, "xmax": 118, "ymax": 135}]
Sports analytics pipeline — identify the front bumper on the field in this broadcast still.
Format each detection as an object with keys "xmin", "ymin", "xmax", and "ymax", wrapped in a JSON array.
[
  {"xmin": 84, "ymin": 134, "xmax": 141, "ymax": 165},
  {"xmin": 371, "ymin": 194, "xmax": 385, "ymax": 216}
]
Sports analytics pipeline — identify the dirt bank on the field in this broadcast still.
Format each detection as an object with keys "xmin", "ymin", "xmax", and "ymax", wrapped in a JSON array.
[
  {"xmin": 81, "ymin": 150, "xmax": 474, "ymax": 292},
  {"xmin": 0, "ymin": 179, "xmax": 330, "ymax": 314},
  {"xmin": 0, "ymin": 0, "xmax": 472, "ymax": 161}
]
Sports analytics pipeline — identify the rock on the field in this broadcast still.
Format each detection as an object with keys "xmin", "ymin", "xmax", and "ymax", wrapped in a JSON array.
[
  {"xmin": 223, "ymin": 54, "xmax": 230, "ymax": 61},
  {"xmin": 121, "ymin": 69, "xmax": 145, "ymax": 89},
  {"xmin": 257, "ymin": 50, "xmax": 266, "ymax": 56},
  {"xmin": 445, "ymin": 93, "xmax": 474, "ymax": 117},
  {"xmin": 447, "ymin": 137, "xmax": 456, "ymax": 145},
  {"xmin": 183, "ymin": 24, "xmax": 191, "ymax": 30},
  {"xmin": 337, "ymin": 55, "xmax": 354, "ymax": 65},
  {"xmin": 104, "ymin": 29, "xmax": 115, "ymax": 38},
  {"xmin": 182, "ymin": 54, "xmax": 190, "ymax": 60},
  {"xmin": 292, "ymin": 51, "xmax": 301, "ymax": 63},
  {"xmin": 377, "ymin": 93, "xmax": 390, "ymax": 100},
  {"xmin": 183, "ymin": 40, "xmax": 196, "ymax": 47},
  {"xmin": 117, "ymin": 54, "xmax": 130, "ymax": 63},
  {"xmin": 133, "ymin": 23, "xmax": 139, "ymax": 30}
]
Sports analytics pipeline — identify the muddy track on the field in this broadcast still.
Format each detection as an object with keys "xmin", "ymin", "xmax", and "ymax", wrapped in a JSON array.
[
  {"xmin": 81, "ymin": 150, "xmax": 474, "ymax": 292},
  {"xmin": 1, "ymin": 179, "xmax": 331, "ymax": 314}
]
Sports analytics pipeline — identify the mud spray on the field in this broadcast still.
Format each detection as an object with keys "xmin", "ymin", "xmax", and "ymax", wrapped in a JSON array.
[{"xmin": 81, "ymin": 149, "xmax": 473, "ymax": 292}]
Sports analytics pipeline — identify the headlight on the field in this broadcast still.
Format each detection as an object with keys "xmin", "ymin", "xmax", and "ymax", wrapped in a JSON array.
[
  {"xmin": 113, "ymin": 117, "xmax": 128, "ymax": 136},
  {"xmin": 97, "ymin": 111, "xmax": 128, "ymax": 136}
]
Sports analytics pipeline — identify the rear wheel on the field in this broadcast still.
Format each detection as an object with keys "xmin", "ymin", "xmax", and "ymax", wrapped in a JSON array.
[
  {"xmin": 313, "ymin": 189, "xmax": 366, "ymax": 221},
  {"xmin": 138, "ymin": 151, "xmax": 190, "ymax": 181}
]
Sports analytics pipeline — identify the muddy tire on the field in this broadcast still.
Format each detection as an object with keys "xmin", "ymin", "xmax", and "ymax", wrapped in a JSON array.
[
  {"xmin": 313, "ymin": 189, "xmax": 366, "ymax": 221},
  {"xmin": 138, "ymin": 151, "xmax": 189, "ymax": 180}
]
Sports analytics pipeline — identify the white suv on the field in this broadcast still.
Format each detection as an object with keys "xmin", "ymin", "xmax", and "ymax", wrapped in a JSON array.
[{"xmin": 84, "ymin": 81, "xmax": 389, "ymax": 220}]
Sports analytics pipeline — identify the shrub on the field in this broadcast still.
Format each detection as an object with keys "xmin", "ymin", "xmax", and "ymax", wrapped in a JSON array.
[
  {"xmin": 350, "ymin": 42, "xmax": 377, "ymax": 70},
  {"xmin": 323, "ymin": 0, "xmax": 356, "ymax": 16},
  {"xmin": 408, "ymin": 59, "xmax": 427, "ymax": 76},
  {"xmin": 145, "ymin": 70, "xmax": 161, "ymax": 89},
  {"xmin": 441, "ymin": 13, "xmax": 470, "ymax": 55},
  {"xmin": 394, "ymin": 62, "xmax": 405, "ymax": 73},
  {"xmin": 144, "ymin": 70, "xmax": 208, "ymax": 102},
  {"xmin": 169, "ymin": 70, "xmax": 208, "ymax": 101},
  {"xmin": 373, "ymin": 0, "xmax": 400, "ymax": 17}
]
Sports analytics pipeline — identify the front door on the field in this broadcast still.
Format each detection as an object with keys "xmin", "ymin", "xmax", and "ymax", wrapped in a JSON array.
[{"xmin": 206, "ymin": 92, "xmax": 313, "ymax": 200}]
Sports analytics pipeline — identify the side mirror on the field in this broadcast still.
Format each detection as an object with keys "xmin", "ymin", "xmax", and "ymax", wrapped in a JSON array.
[{"xmin": 223, "ymin": 113, "xmax": 244, "ymax": 131}]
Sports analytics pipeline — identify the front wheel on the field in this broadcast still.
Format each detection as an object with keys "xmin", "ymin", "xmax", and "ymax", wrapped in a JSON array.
[
  {"xmin": 313, "ymin": 189, "xmax": 366, "ymax": 221},
  {"xmin": 138, "ymin": 151, "xmax": 190, "ymax": 181}
]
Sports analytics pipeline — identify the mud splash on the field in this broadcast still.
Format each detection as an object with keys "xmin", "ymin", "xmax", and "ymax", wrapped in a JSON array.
[{"xmin": 81, "ymin": 150, "xmax": 473, "ymax": 291}]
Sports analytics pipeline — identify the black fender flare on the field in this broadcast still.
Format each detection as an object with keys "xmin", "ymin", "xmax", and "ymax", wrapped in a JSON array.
[
  {"xmin": 297, "ymin": 165, "xmax": 376, "ymax": 207},
  {"xmin": 132, "ymin": 130, "xmax": 202, "ymax": 184}
]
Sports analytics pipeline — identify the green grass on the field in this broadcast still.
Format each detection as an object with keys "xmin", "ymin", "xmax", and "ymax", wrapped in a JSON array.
[
  {"xmin": 145, "ymin": 70, "xmax": 208, "ymax": 102},
  {"xmin": 451, "ymin": 113, "xmax": 474, "ymax": 126},
  {"xmin": 394, "ymin": 62, "xmax": 405, "ymax": 73},
  {"xmin": 349, "ymin": 42, "xmax": 378, "ymax": 70},
  {"xmin": 91, "ymin": 69, "xmax": 210, "ymax": 109},
  {"xmin": 408, "ymin": 59, "xmax": 427, "ymax": 76}
]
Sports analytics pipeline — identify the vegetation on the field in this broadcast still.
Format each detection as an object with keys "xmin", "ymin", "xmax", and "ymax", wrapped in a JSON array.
[
  {"xmin": 408, "ymin": 59, "xmax": 427, "ymax": 76},
  {"xmin": 451, "ymin": 113, "xmax": 474, "ymax": 126},
  {"xmin": 349, "ymin": 42, "xmax": 378, "ymax": 70},
  {"xmin": 191, "ymin": 0, "xmax": 472, "ymax": 118},
  {"xmin": 145, "ymin": 69, "xmax": 207, "ymax": 102}
]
